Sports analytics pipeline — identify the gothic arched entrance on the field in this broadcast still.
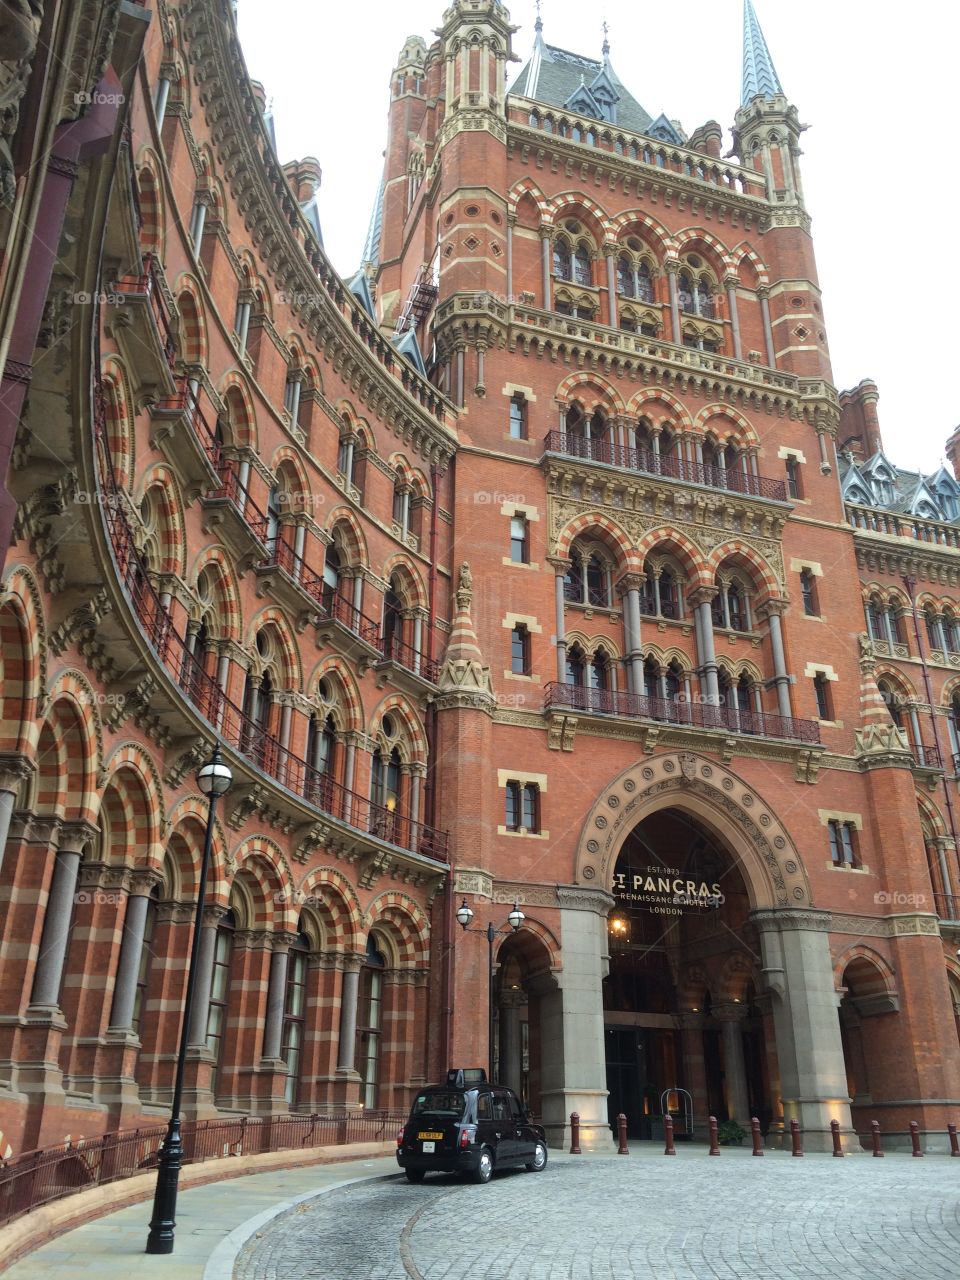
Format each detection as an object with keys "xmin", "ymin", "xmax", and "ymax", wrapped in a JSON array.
[
  {"xmin": 552, "ymin": 752, "xmax": 853, "ymax": 1153},
  {"xmin": 604, "ymin": 808, "xmax": 779, "ymax": 1141}
]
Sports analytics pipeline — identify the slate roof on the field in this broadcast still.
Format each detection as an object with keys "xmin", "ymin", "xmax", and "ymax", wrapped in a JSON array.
[
  {"xmin": 511, "ymin": 37, "xmax": 655, "ymax": 136},
  {"xmin": 839, "ymin": 452, "xmax": 960, "ymax": 523}
]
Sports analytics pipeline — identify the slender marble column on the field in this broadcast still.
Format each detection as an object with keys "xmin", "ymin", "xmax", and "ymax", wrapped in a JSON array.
[
  {"xmin": 30, "ymin": 839, "xmax": 85, "ymax": 1007},
  {"xmin": 764, "ymin": 604, "xmax": 793, "ymax": 718},
  {"xmin": 667, "ymin": 265, "xmax": 681, "ymax": 344},
  {"xmin": 262, "ymin": 944, "xmax": 291, "ymax": 1060},
  {"xmin": 337, "ymin": 959, "xmax": 362, "ymax": 1071},
  {"xmin": 605, "ymin": 251, "xmax": 617, "ymax": 328},
  {"xmin": 725, "ymin": 277, "xmax": 742, "ymax": 359},
  {"xmin": 541, "ymin": 236, "xmax": 552, "ymax": 310},
  {"xmin": 108, "ymin": 887, "xmax": 153, "ymax": 1031},
  {"xmin": 758, "ymin": 288, "xmax": 776, "ymax": 367},
  {"xmin": 552, "ymin": 563, "xmax": 568, "ymax": 682}
]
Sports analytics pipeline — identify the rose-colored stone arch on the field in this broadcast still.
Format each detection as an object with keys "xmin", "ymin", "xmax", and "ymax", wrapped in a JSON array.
[
  {"xmin": 833, "ymin": 943, "xmax": 898, "ymax": 995},
  {"xmin": 548, "ymin": 192, "xmax": 611, "ymax": 243},
  {"xmin": 707, "ymin": 540, "xmax": 781, "ymax": 600},
  {"xmin": 672, "ymin": 227, "xmax": 735, "ymax": 277},
  {"xmin": 730, "ymin": 242, "xmax": 770, "ymax": 288},
  {"xmin": 627, "ymin": 387, "xmax": 694, "ymax": 431},
  {"xmin": 573, "ymin": 751, "xmax": 812, "ymax": 910},
  {"xmin": 495, "ymin": 914, "xmax": 562, "ymax": 976},
  {"xmin": 555, "ymin": 372, "xmax": 627, "ymax": 417},
  {"xmin": 609, "ymin": 209, "xmax": 673, "ymax": 258},
  {"xmin": 166, "ymin": 794, "xmax": 229, "ymax": 901},
  {"xmin": 693, "ymin": 403, "xmax": 760, "ymax": 449},
  {"xmin": 634, "ymin": 526, "xmax": 709, "ymax": 588},
  {"xmin": 364, "ymin": 891, "xmax": 430, "ymax": 966},
  {"xmin": 295, "ymin": 865, "xmax": 362, "ymax": 951},
  {"xmin": 554, "ymin": 512, "xmax": 639, "ymax": 572},
  {"xmin": 507, "ymin": 177, "xmax": 550, "ymax": 223}
]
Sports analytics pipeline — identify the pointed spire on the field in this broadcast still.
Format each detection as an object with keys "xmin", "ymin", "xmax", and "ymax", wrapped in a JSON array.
[
  {"xmin": 741, "ymin": 0, "xmax": 783, "ymax": 106},
  {"xmin": 601, "ymin": 19, "xmax": 610, "ymax": 60},
  {"xmin": 437, "ymin": 564, "xmax": 495, "ymax": 706},
  {"xmin": 534, "ymin": 0, "xmax": 543, "ymax": 35}
]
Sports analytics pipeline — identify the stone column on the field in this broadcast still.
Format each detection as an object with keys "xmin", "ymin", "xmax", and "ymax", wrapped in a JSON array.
[
  {"xmin": 936, "ymin": 837, "xmax": 955, "ymax": 899},
  {"xmin": 690, "ymin": 587, "xmax": 720, "ymax": 706},
  {"xmin": 337, "ymin": 953, "xmax": 363, "ymax": 1072},
  {"xmin": 752, "ymin": 908, "xmax": 853, "ymax": 1151},
  {"xmin": 675, "ymin": 1011, "xmax": 709, "ymax": 1137},
  {"xmin": 605, "ymin": 249, "xmax": 617, "ymax": 328},
  {"xmin": 538, "ymin": 886, "xmax": 615, "ymax": 1151},
  {"xmin": 550, "ymin": 557, "xmax": 570, "ymax": 683},
  {"xmin": 262, "ymin": 938, "xmax": 292, "ymax": 1062},
  {"xmin": 724, "ymin": 275, "xmax": 742, "ymax": 359},
  {"xmin": 186, "ymin": 906, "xmax": 226, "ymax": 1048},
  {"xmin": 758, "ymin": 287, "xmax": 776, "ymax": 368},
  {"xmin": 506, "ymin": 215, "xmax": 514, "ymax": 298},
  {"xmin": 0, "ymin": 754, "xmax": 32, "ymax": 876},
  {"xmin": 714, "ymin": 1002, "xmax": 751, "ymax": 1122},
  {"xmin": 666, "ymin": 261, "xmax": 681, "ymax": 344},
  {"xmin": 108, "ymin": 871, "xmax": 162, "ymax": 1032},
  {"xmin": 759, "ymin": 600, "xmax": 792, "ymax": 718},
  {"xmin": 540, "ymin": 233, "xmax": 552, "ymax": 310},
  {"xmin": 30, "ymin": 825, "xmax": 91, "ymax": 1008},
  {"xmin": 619, "ymin": 574, "xmax": 645, "ymax": 695},
  {"xmin": 499, "ymin": 990, "xmax": 524, "ymax": 1097}
]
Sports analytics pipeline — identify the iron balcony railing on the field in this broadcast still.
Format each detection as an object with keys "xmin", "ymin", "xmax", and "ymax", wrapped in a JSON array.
[
  {"xmin": 544, "ymin": 681, "xmax": 821, "ymax": 745},
  {"xmin": 911, "ymin": 742, "xmax": 943, "ymax": 769},
  {"xmin": 111, "ymin": 251, "xmax": 176, "ymax": 368},
  {"xmin": 544, "ymin": 431, "xmax": 788, "ymax": 503},
  {"xmin": 0, "ymin": 1111, "xmax": 406, "ymax": 1229}
]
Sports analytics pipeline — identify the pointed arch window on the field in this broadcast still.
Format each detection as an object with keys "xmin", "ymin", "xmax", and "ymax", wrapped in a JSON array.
[
  {"xmin": 206, "ymin": 909, "xmax": 235, "ymax": 1091},
  {"xmin": 553, "ymin": 239, "xmax": 572, "ymax": 281},
  {"xmin": 573, "ymin": 241, "xmax": 592, "ymax": 286},
  {"xmin": 282, "ymin": 930, "xmax": 310, "ymax": 1106},
  {"xmin": 565, "ymin": 643, "xmax": 586, "ymax": 686},
  {"xmin": 372, "ymin": 742, "xmax": 402, "ymax": 812},
  {"xmin": 322, "ymin": 545, "xmax": 342, "ymax": 612},
  {"xmin": 382, "ymin": 578, "xmax": 404, "ymax": 655},
  {"xmin": 589, "ymin": 648, "xmax": 610, "ymax": 692},
  {"xmin": 357, "ymin": 934, "xmax": 385, "ymax": 1109}
]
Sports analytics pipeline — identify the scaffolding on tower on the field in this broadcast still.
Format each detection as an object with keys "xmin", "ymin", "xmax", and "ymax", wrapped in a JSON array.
[{"xmin": 395, "ymin": 263, "xmax": 438, "ymax": 335}]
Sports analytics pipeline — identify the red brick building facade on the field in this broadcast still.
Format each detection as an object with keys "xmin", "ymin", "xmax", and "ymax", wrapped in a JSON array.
[{"xmin": 0, "ymin": 0, "xmax": 957, "ymax": 1159}]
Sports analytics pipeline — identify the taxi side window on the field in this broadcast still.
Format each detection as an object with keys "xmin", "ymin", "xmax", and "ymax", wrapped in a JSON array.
[
  {"xmin": 477, "ymin": 1093, "xmax": 493, "ymax": 1120},
  {"xmin": 508, "ymin": 1093, "xmax": 523, "ymax": 1120},
  {"xmin": 493, "ymin": 1093, "xmax": 511, "ymax": 1122}
]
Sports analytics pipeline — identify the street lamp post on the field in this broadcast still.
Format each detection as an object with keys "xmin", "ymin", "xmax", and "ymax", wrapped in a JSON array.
[
  {"xmin": 146, "ymin": 746, "xmax": 232, "ymax": 1255},
  {"xmin": 456, "ymin": 898, "xmax": 524, "ymax": 1082}
]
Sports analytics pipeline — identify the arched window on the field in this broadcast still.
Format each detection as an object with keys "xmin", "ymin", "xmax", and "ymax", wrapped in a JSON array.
[
  {"xmin": 589, "ymin": 647, "xmax": 610, "ymax": 691},
  {"xmin": 924, "ymin": 606, "xmax": 941, "ymax": 650},
  {"xmin": 642, "ymin": 656, "xmax": 660, "ymax": 700},
  {"xmin": 322, "ymin": 545, "xmax": 341, "ymax": 611},
  {"xmin": 665, "ymin": 660, "xmax": 683, "ymax": 701},
  {"xmin": 382, "ymin": 578, "xmax": 404, "ymax": 655},
  {"xmin": 282, "ymin": 929, "xmax": 311, "ymax": 1106},
  {"xmin": 356, "ymin": 934, "xmax": 386, "ymax": 1109},
  {"xmin": 564, "ymin": 540, "xmax": 612, "ymax": 608},
  {"xmin": 553, "ymin": 238, "xmax": 572, "ymax": 281},
  {"xmin": 586, "ymin": 553, "xmax": 609, "ymax": 606},
  {"xmin": 565, "ymin": 643, "xmax": 586, "ymax": 686},
  {"xmin": 878, "ymin": 679, "xmax": 904, "ymax": 730},
  {"xmin": 573, "ymin": 241, "xmax": 591, "ymax": 286},
  {"xmin": 678, "ymin": 271, "xmax": 694, "ymax": 313},
  {"xmin": 306, "ymin": 703, "xmax": 338, "ymax": 806},
  {"xmin": 660, "ymin": 570, "xmax": 679, "ymax": 619},
  {"xmin": 372, "ymin": 736, "xmax": 402, "ymax": 812}
]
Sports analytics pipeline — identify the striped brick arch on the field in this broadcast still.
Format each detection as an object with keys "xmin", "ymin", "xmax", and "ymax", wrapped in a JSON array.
[
  {"xmin": 693, "ymin": 404, "xmax": 760, "ymax": 448},
  {"xmin": 295, "ymin": 866, "xmax": 362, "ymax": 952},
  {"xmin": 628, "ymin": 387, "xmax": 693, "ymax": 430},
  {"xmin": 175, "ymin": 281, "xmax": 207, "ymax": 365},
  {"xmin": 364, "ymin": 892, "xmax": 430, "ymax": 967},
  {"xmin": 555, "ymin": 513, "xmax": 640, "ymax": 574},
  {"xmin": 833, "ymin": 944, "xmax": 898, "ymax": 997},
  {"xmin": 380, "ymin": 557, "xmax": 427, "ymax": 612},
  {"xmin": 708, "ymin": 541, "xmax": 781, "ymax": 600},
  {"xmin": 672, "ymin": 227, "xmax": 735, "ymax": 277},
  {"xmin": 136, "ymin": 158, "xmax": 164, "ymax": 259},
  {"xmin": 34, "ymin": 684, "xmax": 100, "ymax": 823},
  {"xmin": 98, "ymin": 763, "xmax": 159, "ymax": 869},
  {"xmin": 307, "ymin": 657, "xmax": 363, "ymax": 733},
  {"xmin": 555, "ymin": 372, "xmax": 627, "ymax": 417},
  {"xmin": 635, "ymin": 527, "xmax": 709, "ymax": 587},
  {"xmin": 327, "ymin": 509, "xmax": 369, "ymax": 568},
  {"xmin": 507, "ymin": 177, "xmax": 550, "ymax": 224},
  {"xmin": 498, "ymin": 914, "xmax": 562, "ymax": 976},
  {"xmin": 548, "ymin": 193, "xmax": 611, "ymax": 242},
  {"xmin": 731, "ymin": 242, "xmax": 770, "ymax": 288},
  {"xmin": 271, "ymin": 448, "xmax": 309, "ymax": 509},
  {"xmin": 232, "ymin": 836, "xmax": 291, "ymax": 930},
  {"xmin": 100, "ymin": 358, "xmax": 135, "ymax": 490},
  {"xmin": 371, "ymin": 694, "xmax": 428, "ymax": 763},
  {"xmin": 190, "ymin": 546, "xmax": 243, "ymax": 641},
  {"xmin": 609, "ymin": 209, "xmax": 673, "ymax": 256},
  {"xmin": 248, "ymin": 606, "xmax": 303, "ymax": 691},
  {"xmin": 167, "ymin": 796, "xmax": 229, "ymax": 901},
  {"xmin": 0, "ymin": 566, "xmax": 45, "ymax": 754},
  {"xmin": 138, "ymin": 465, "xmax": 186, "ymax": 577},
  {"xmin": 220, "ymin": 380, "xmax": 257, "ymax": 450}
]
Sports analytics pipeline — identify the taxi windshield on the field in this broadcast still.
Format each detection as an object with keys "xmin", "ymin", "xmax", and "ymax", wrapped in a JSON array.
[{"xmin": 411, "ymin": 1090, "xmax": 466, "ymax": 1117}]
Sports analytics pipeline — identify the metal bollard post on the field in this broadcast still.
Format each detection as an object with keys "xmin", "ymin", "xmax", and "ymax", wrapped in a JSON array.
[
  {"xmin": 949, "ymin": 1123, "xmax": 959, "ymax": 1157},
  {"xmin": 910, "ymin": 1120, "xmax": 923, "ymax": 1157},
  {"xmin": 708, "ymin": 1115, "xmax": 720, "ymax": 1156},
  {"xmin": 871, "ymin": 1119, "xmax": 884, "ymax": 1157},
  {"xmin": 617, "ymin": 1113, "xmax": 629, "ymax": 1155},
  {"xmin": 664, "ymin": 1115, "xmax": 676, "ymax": 1156},
  {"xmin": 569, "ymin": 1111, "xmax": 581, "ymax": 1156},
  {"xmin": 791, "ymin": 1118, "xmax": 803, "ymax": 1157},
  {"xmin": 750, "ymin": 1116, "xmax": 764, "ymax": 1156},
  {"xmin": 830, "ymin": 1119, "xmax": 843, "ymax": 1157}
]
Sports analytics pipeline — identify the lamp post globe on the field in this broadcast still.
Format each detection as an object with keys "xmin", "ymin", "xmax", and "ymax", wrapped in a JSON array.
[
  {"xmin": 197, "ymin": 747, "xmax": 232, "ymax": 798},
  {"xmin": 456, "ymin": 898, "xmax": 474, "ymax": 929},
  {"xmin": 507, "ymin": 902, "xmax": 524, "ymax": 931}
]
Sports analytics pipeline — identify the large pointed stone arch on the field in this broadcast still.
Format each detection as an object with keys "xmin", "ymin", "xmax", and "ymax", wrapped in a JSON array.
[{"xmin": 574, "ymin": 750, "xmax": 812, "ymax": 910}]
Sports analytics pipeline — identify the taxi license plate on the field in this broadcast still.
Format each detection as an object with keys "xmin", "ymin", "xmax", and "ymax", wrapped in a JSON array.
[{"xmin": 418, "ymin": 1131, "xmax": 443, "ymax": 1141}]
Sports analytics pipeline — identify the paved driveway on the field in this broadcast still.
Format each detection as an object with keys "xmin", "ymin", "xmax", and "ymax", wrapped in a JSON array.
[{"xmin": 234, "ymin": 1148, "xmax": 960, "ymax": 1279}]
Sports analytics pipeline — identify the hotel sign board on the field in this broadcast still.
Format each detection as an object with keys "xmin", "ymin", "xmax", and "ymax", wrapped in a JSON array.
[{"xmin": 612, "ymin": 865, "xmax": 723, "ymax": 916}]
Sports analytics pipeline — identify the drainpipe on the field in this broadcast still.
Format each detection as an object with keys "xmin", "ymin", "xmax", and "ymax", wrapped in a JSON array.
[{"xmin": 903, "ymin": 574, "xmax": 960, "ymax": 856}]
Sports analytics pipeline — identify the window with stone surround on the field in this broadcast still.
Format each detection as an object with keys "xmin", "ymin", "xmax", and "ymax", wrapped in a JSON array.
[{"xmin": 828, "ymin": 820, "xmax": 859, "ymax": 869}]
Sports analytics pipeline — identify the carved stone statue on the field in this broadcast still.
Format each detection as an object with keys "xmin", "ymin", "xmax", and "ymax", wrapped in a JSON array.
[
  {"xmin": 456, "ymin": 561, "xmax": 472, "ymax": 610},
  {"xmin": 0, "ymin": 0, "xmax": 43, "ymax": 207}
]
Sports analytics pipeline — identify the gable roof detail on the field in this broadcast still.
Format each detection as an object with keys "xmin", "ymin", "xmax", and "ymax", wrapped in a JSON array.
[{"xmin": 511, "ymin": 37, "xmax": 653, "ymax": 135}]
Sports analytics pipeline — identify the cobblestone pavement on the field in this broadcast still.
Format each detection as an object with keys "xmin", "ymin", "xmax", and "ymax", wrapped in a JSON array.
[{"xmin": 234, "ymin": 1149, "xmax": 960, "ymax": 1280}]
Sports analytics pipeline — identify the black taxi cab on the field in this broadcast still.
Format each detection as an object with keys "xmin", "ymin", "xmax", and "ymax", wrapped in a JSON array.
[{"xmin": 396, "ymin": 1068, "xmax": 548, "ymax": 1184}]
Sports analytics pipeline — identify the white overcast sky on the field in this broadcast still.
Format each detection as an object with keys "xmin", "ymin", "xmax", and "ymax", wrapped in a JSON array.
[{"xmin": 237, "ymin": 1, "xmax": 958, "ymax": 474}]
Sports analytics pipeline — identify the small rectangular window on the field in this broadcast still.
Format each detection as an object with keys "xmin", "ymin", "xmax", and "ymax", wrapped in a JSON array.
[
  {"xmin": 800, "ymin": 569, "xmax": 818, "ymax": 617},
  {"xmin": 510, "ymin": 514, "xmax": 528, "ymax": 564},
  {"xmin": 521, "ymin": 783, "xmax": 539, "ymax": 832},
  {"xmin": 505, "ymin": 781, "xmax": 521, "ymax": 831},
  {"xmin": 509, "ymin": 394, "xmax": 527, "ymax": 440},
  {"xmin": 785, "ymin": 456, "xmax": 802, "ymax": 500},
  {"xmin": 813, "ymin": 671, "xmax": 831, "ymax": 720},
  {"xmin": 828, "ymin": 819, "xmax": 858, "ymax": 868},
  {"xmin": 511, "ymin": 624, "xmax": 530, "ymax": 675},
  {"xmin": 505, "ymin": 780, "xmax": 540, "ymax": 833}
]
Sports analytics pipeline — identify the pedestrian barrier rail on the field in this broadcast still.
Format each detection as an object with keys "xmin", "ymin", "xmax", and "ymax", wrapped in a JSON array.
[{"xmin": 0, "ymin": 1110, "xmax": 407, "ymax": 1229}]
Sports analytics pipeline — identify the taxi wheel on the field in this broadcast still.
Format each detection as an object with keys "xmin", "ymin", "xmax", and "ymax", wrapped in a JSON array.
[
  {"xmin": 526, "ymin": 1140, "xmax": 548, "ymax": 1172},
  {"xmin": 474, "ymin": 1147, "xmax": 494, "ymax": 1183},
  {"xmin": 405, "ymin": 1169, "xmax": 425, "ymax": 1183}
]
